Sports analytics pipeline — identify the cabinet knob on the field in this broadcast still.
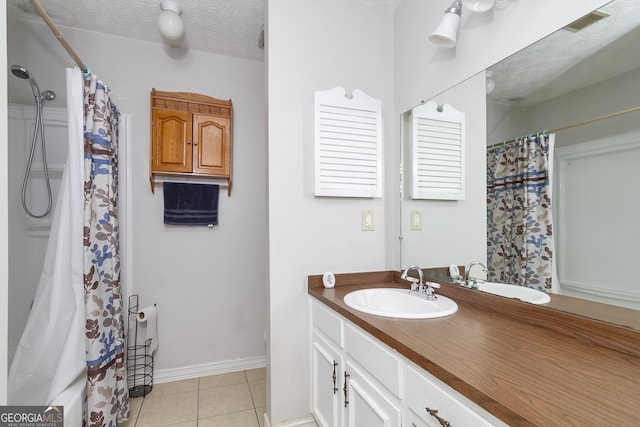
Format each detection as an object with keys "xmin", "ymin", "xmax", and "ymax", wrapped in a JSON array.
[
  {"xmin": 193, "ymin": 140, "xmax": 198, "ymax": 146},
  {"xmin": 187, "ymin": 140, "xmax": 192, "ymax": 145}
]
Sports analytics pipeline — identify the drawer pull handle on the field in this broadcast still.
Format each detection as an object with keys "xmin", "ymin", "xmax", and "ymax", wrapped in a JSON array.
[
  {"xmin": 332, "ymin": 361, "xmax": 338, "ymax": 394},
  {"xmin": 343, "ymin": 371, "xmax": 350, "ymax": 407},
  {"xmin": 426, "ymin": 407, "xmax": 452, "ymax": 427}
]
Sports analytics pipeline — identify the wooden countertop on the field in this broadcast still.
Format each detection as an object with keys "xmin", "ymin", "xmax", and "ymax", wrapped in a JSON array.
[{"xmin": 308, "ymin": 271, "xmax": 640, "ymax": 426}]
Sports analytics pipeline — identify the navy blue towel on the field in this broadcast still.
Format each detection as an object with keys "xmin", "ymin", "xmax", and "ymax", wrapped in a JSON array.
[{"xmin": 163, "ymin": 182, "xmax": 219, "ymax": 226}]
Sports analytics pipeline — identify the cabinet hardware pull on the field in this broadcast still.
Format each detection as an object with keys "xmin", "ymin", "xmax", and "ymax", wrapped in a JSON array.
[
  {"xmin": 332, "ymin": 361, "xmax": 338, "ymax": 394},
  {"xmin": 194, "ymin": 140, "xmax": 198, "ymax": 146},
  {"xmin": 426, "ymin": 407, "xmax": 452, "ymax": 427},
  {"xmin": 343, "ymin": 371, "xmax": 350, "ymax": 407},
  {"xmin": 187, "ymin": 140, "xmax": 191, "ymax": 145}
]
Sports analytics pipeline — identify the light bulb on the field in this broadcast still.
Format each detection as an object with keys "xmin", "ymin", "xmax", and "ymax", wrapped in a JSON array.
[{"xmin": 158, "ymin": 1, "xmax": 184, "ymax": 41}]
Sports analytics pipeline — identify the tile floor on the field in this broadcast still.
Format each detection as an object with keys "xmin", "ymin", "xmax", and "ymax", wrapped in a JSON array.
[{"xmin": 123, "ymin": 368, "xmax": 266, "ymax": 427}]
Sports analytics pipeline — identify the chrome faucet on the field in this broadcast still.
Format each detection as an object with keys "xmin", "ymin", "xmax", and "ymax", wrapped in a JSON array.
[
  {"xmin": 465, "ymin": 261, "xmax": 487, "ymax": 289},
  {"xmin": 401, "ymin": 265, "xmax": 423, "ymax": 292},
  {"xmin": 401, "ymin": 265, "xmax": 439, "ymax": 300}
]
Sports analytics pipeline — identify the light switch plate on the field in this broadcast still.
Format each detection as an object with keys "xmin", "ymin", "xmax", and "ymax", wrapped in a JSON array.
[
  {"xmin": 411, "ymin": 210, "xmax": 422, "ymax": 230},
  {"xmin": 362, "ymin": 210, "xmax": 375, "ymax": 231}
]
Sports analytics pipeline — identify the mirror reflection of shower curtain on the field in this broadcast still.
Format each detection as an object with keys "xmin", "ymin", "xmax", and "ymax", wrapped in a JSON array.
[
  {"xmin": 486, "ymin": 133, "xmax": 557, "ymax": 292},
  {"xmin": 8, "ymin": 67, "xmax": 86, "ymax": 405}
]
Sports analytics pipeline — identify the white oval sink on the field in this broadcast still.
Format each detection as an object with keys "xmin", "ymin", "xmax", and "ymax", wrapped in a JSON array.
[
  {"xmin": 343, "ymin": 288, "xmax": 458, "ymax": 319},
  {"xmin": 476, "ymin": 282, "xmax": 550, "ymax": 304}
]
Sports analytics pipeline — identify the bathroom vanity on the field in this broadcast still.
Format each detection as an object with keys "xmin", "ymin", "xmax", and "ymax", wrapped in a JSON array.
[{"xmin": 308, "ymin": 271, "xmax": 640, "ymax": 426}]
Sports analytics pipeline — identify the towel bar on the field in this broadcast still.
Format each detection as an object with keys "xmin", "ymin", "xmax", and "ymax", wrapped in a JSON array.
[{"xmin": 150, "ymin": 176, "xmax": 232, "ymax": 196}]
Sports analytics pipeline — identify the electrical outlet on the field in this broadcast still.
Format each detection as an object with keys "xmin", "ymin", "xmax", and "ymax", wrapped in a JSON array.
[
  {"xmin": 411, "ymin": 210, "xmax": 422, "ymax": 230},
  {"xmin": 362, "ymin": 210, "xmax": 375, "ymax": 231}
]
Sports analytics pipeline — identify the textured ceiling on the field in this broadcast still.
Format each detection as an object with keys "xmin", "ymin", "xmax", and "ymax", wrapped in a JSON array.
[
  {"xmin": 7, "ymin": 0, "xmax": 398, "ymax": 63},
  {"xmin": 8, "ymin": 0, "xmax": 267, "ymax": 62},
  {"xmin": 488, "ymin": 0, "xmax": 640, "ymax": 106}
]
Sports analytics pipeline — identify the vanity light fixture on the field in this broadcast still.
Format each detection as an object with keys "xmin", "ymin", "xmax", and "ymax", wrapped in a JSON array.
[
  {"xmin": 158, "ymin": 0, "xmax": 184, "ymax": 41},
  {"xmin": 429, "ymin": 0, "xmax": 463, "ymax": 48}
]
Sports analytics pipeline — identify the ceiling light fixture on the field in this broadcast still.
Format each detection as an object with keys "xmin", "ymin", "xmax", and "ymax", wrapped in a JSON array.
[
  {"xmin": 429, "ymin": 0, "xmax": 463, "ymax": 48},
  {"xmin": 158, "ymin": 0, "xmax": 184, "ymax": 41},
  {"xmin": 486, "ymin": 70, "xmax": 496, "ymax": 94}
]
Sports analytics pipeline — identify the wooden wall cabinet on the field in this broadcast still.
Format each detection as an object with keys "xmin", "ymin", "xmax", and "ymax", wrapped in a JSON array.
[{"xmin": 150, "ymin": 89, "xmax": 233, "ymax": 194}]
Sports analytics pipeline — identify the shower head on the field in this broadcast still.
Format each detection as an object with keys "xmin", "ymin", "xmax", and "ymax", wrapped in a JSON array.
[
  {"xmin": 10, "ymin": 64, "xmax": 55, "ymax": 103},
  {"xmin": 11, "ymin": 65, "xmax": 31, "ymax": 80}
]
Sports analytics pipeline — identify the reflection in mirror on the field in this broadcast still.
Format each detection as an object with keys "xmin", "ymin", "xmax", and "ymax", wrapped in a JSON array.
[
  {"xmin": 401, "ymin": 73, "xmax": 486, "ymax": 270},
  {"xmin": 401, "ymin": 0, "xmax": 640, "ymax": 324}
]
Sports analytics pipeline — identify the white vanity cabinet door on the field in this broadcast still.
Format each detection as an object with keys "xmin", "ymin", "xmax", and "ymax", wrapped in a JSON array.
[
  {"xmin": 405, "ymin": 364, "xmax": 508, "ymax": 427},
  {"xmin": 344, "ymin": 361, "xmax": 402, "ymax": 427},
  {"xmin": 312, "ymin": 332, "xmax": 344, "ymax": 427}
]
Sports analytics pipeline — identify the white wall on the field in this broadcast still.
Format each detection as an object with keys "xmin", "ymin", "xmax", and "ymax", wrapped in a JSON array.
[
  {"xmin": 487, "ymin": 100, "xmax": 527, "ymax": 145},
  {"xmin": 1, "ymin": 2, "xmax": 10, "ymax": 405},
  {"xmin": 266, "ymin": 0, "xmax": 393, "ymax": 423},
  {"xmin": 7, "ymin": 18, "xmax": 268, "ymax": 376}
]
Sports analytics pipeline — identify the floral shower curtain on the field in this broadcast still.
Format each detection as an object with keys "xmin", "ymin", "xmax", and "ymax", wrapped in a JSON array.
[
  {"xmin": 486, "ymin": 134, "xmax": 555, "ymax": 291},
  {"xmin": 82, "ymin": 74, "xmax": 129, "ymax": 426}
]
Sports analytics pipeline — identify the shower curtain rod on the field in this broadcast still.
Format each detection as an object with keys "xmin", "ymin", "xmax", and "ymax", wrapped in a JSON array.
[
  {"xmin": 487, "ymin": 104, "xmax": 640, "ymax": 149},
  {"xmin": 29, "ymin": 0, "xmax": 90, "ymax": 75}
]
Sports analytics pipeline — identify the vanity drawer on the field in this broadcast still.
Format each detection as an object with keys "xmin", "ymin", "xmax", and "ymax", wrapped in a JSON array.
[
  {"xmin": 405, "ymin": 364, "xmax": 507, "ymax": 427},
  {"xmin": 344, "ymin": 322, "xmax": 402, "ymax": 398},
  {"xmin": 311, "ymin": 299, "xmax": 343, "ymax": 347}
]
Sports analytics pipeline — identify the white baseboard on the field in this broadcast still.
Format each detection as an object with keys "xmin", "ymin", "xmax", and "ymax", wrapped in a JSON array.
[
  {"xmin": 153, "ymin": 355, "xmax": 267, "ymax": 384},
  {"xmin": 264, "ymin": 414, "xmax": 317, "ymax": 427}
]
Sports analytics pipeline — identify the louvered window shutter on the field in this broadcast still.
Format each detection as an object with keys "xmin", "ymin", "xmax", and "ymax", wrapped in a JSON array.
[
  {"xmin": 314, "ymin": 87, "xmax": 383, "ymax": 198},
  {"xmin": 410, "ymin": 101, "xmax": 465, "ymax": 200}
]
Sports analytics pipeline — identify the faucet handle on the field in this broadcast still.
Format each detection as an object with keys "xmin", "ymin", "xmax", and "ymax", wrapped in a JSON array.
[
  {"xmin": 426, "ymin": 281, "xmax": 441, "ymax": 290},
  {"xmin": 406, "ymin": 277, "xmax": 420, "ymax": 291},
  {"xmin": 423, "ymin": 281, "xmax": 440, "ymax": 300}
]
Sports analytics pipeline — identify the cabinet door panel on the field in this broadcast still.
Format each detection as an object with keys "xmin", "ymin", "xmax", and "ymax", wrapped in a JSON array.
[
  {"xmin": 312, "ymin": 333, "xmax": 343, "ymax": 427},
  {"xmin": 152, "ymin": 109, "xmax": 192, "ymax": 172},
  {"xmin": 345, "ymin": 362, "xmax": 401, "ymax": 427},
  {"xmin": 193, "ymin": 114, "xmax": 231, "ymax": 176}
]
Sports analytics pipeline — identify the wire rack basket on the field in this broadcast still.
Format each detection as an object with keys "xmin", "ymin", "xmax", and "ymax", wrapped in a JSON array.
[{"xmin": 127, "ymin": 294, "xmax": 154, "ymax": 397}]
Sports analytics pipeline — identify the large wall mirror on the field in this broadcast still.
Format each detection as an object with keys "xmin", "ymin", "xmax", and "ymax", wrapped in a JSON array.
[{"xmin": 401, "ymin": 0, "xmax": 640, "ymax": 328}]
